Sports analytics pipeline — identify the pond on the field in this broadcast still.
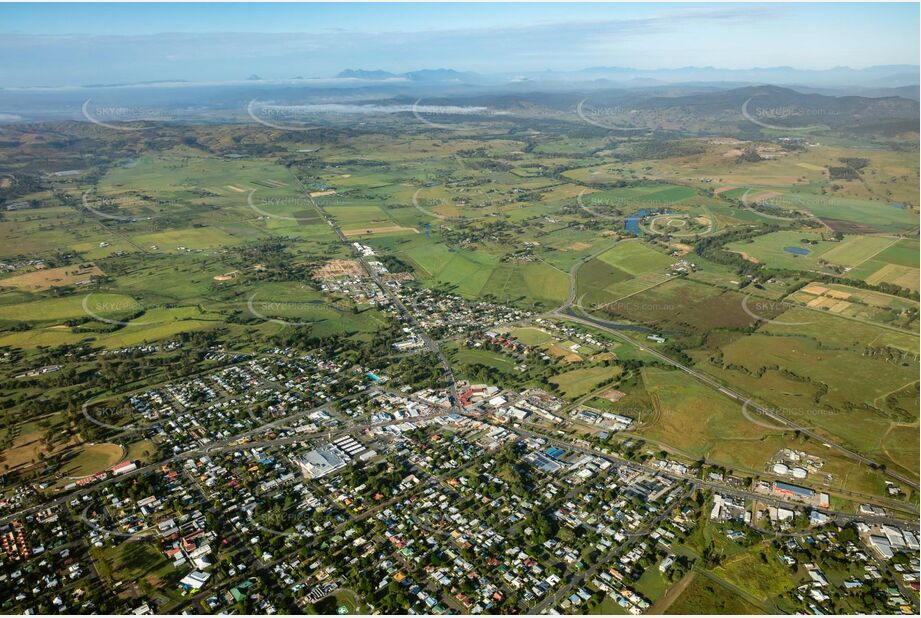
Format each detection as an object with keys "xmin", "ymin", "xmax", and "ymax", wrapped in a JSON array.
[{"xmin": 783, "ymin": 246, "xmax": 810, "ymax": 255}]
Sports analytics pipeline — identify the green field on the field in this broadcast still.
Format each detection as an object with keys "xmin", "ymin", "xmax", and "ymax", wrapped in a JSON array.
[
  {"xmin": 665, "ymin": 573, "xmax": 767, "ymax": 615},
  {"xmin": 550, "ymin": 365, "xmax": 624, "ymax": 399}
]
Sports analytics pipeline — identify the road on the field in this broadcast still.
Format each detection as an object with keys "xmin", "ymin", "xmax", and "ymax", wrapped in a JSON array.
[
  {"xmin": 503, "ymin": 419, "xmax": 919, "ymax": 529},
  {"xmin": 532, "ymin": 485, "xmax": 692, "ymax": 614},
  {"xmin": 296, "ymin": 175, "xmax": 460, "ymax": 411}
]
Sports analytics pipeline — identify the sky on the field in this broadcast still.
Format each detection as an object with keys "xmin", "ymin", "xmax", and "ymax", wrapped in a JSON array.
[{"xmin": 0, "ymin": 2, "xmax": 918, "ymax": 87}]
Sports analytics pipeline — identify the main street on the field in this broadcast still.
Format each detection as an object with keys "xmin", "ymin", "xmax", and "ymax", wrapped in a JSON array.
[{"xmin": 296, "ymin": 175, "xmax": 460, "ymax": 411}]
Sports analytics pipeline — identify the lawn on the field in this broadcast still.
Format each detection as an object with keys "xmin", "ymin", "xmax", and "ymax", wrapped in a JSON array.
[
  {"xmin": 508, "ymin": 327, "xmax": 555, "ymax": 346},
  {"xmin": 60, "ymin": 442, "xmax": 125, "ymax": 478}
]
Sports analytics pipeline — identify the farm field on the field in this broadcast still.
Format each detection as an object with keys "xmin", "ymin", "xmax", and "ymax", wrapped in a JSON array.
[
  {"xmin": 786, "ymin": 281, "xmax": 919, "ymax": 329},
  {"xmin": 726, "ymin": 231, "xmax": 897, "ymax": 272},
  {"xmin": 691, "ymin": 310, "xmax": 919, "ymax": 479}
]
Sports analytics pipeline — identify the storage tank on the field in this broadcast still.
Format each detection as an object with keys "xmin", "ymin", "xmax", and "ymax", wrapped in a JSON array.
[{"xmin": 772, "ymin": 463, "xmax": 790, "ymax": 475}]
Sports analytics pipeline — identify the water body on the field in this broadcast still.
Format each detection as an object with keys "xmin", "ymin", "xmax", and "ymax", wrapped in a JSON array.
[
  {"xmin": 623, "ymin": 208, "xmax": 671, "ymax": 235},
  {"xmin": 783, "ymin": 246, "xmax": 810, "ymax": 255},
  {"xmin": 624, "ymin": 209, "xmax": 649, "ymax": 235}
]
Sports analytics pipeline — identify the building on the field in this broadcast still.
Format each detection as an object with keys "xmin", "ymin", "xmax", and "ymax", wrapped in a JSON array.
[
  {"xmin": 294, "ymin": 445, "xmax": 348, "ymax": 479},
  {"xmin": 111, "ymin": 460, "xmax": 138, "ymax": 476}
]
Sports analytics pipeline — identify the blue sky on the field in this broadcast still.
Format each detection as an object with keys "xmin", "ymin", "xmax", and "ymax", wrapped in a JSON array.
[{"xmin": 0, "ymin": 3, "xmax": 917, "ymax": 87}]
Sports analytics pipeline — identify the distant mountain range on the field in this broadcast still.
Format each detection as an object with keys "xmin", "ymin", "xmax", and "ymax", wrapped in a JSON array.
[
  {"xmin": 334, "ymin": 65, "xmax": 919, "ymax": 94},
  {"xmin": 336, "ymin": 68, "xmax": 481, "ymax": 83}
]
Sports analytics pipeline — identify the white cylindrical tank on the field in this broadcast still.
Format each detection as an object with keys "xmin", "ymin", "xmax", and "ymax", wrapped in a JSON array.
[{"xmin": 772, "ymin": 463, "xmax": 790, "ymax": 475}]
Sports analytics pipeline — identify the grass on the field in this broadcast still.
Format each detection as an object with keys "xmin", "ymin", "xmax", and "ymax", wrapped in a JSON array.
[
  {"xmin": 507, "ymin": 327, "xmax": 555, "ymax": 346},
  {"xmin": 784, "ymin": 193, "xmax": 919, "ymax": 234},
  {"xmin": 398, "ymin": 239, "xmax": 569, "ymax": 307},
  {"xmin": 634, "ymin": 567, "xmax": 669, "ymax": 602},
  {"xmin": 596, "ymin": 241, "xmax": 674, "ymax": 276},
  {"xmin": 637, "ymin": 366, "xmax": 784, "ymax": 467},
  {"xmin": 665, "ymin": 572, "xmax": 766, "ymax": 615},
  {"xmin": 549, "ymin": 365, "xmax": 623, "ymax": 399},
  {"xmin": 452, "ymin": 346, "xmax": 517, "ymax": 374},
  {"xmin": 712, "ymin": 543, "xmax": 801, "ymax": 602},
  {"xmin": 588, "ymin": 595, "xmax": 629, "ymax": 615},
  {"xmin": 596, "ymin": 278, "xmax": 757, "ymax": 333},
  {"xmin": 726, "ymin": 232, "xmax": 914, "ymax": 289},
  {"xmin": 60, "ymin": 442, "xmax": 124, "ymax": 477}
]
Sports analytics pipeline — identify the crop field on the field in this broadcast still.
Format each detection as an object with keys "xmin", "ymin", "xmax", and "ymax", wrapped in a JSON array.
[
  {"xmin": 700, "ymin": 312, "xmax": 919, "ymax": 475},
  {"xmin": 396, "ymin": 238, "xmax": 569, "ymax": 307},
  {"xmin": 0, "ymin": 263, "xmax": 105, "ymax": 291},
  {"xmin": 575, "ymin": 241, "xmax": 681, "ymax": 309},
  {"xmin": 596, "ymin": 240, "xmax": 675, "ymax": 275},
  {"xmin": 787, "ymin": 282, "xmax": 918, "ymax": 329},
  {"xmin": 780, "ymin": 193, "xmax": 919, "ymax": 234}
]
